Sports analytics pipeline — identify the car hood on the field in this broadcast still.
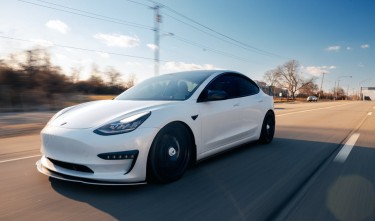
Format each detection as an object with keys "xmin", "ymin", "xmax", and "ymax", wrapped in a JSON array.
[{"xmin": 50, "ymin": 100, "xmax": 176, "ymax": 129}]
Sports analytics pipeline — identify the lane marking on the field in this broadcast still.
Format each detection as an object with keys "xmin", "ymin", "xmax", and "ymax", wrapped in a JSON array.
[
  {"xmin": 276, "ymin": 103, "xmax": 353, "ymax": 117},
  {"xmin": 334, "ymin": 133, "xmax": 360, "ymax": 163},
  {"xmin": 368, "ymin": 112, "xmax": 373, "ymax": 116},
  {"xmin": 0, "ymin": 154, "xmax": 41, "ymax": 164}
]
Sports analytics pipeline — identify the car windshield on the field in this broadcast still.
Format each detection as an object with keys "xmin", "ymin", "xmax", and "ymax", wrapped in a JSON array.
[{"xmin": 115, "ymin": 71, "xmax": 213, "ymax": 101}]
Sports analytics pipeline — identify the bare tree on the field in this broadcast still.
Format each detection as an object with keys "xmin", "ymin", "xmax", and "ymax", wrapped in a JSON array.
[
  {"xmin": 124, "ymin": 73, "xmax": 136, "ymax": 89},
  {"xmin": 263, "ymin": 69, "xmax": 281, "ymax": 87},
  {"xmin": 105, "ymin": 66, "xmax": 121, "ymax": 86},
  {"xmin": 263, "ymin": 68, "xmax": 281, "ymax": 95},
  {"xmin": 299, "ymin": 82, "xmax": 319, "ymax": 96},
  {"xmin": 70, "ymin": 66, "xmax": 82, "ymax": 83},
  {"xmin": 88, "ymin": 63, "xmax": 104, "ymax": 86},
  {"xmin": 277, "ymin": 60, "xmax": 314, "ymax": 99},
  {"xmin": 334, "ymin": 87, "xmax": 346, "ymax": 100}
]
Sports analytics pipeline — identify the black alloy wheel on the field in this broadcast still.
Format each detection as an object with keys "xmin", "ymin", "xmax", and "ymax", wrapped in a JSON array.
[
  {"xmin": 259, "ymin": 111, "xmax": 275, "ymax": 144},
  {"xmin": 147, "ymin": 122, "xmax": 191, "ymax": 183}
]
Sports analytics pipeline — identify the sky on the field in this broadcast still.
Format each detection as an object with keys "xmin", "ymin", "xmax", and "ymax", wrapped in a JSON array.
[{"xmin": 0, "ymin": 0, "xmax": 374, "ymax": 93}]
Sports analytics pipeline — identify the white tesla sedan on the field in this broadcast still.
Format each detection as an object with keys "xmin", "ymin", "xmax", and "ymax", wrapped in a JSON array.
[{"xmin": 37, "ymin": 70, "xmax": 275, "ymax": 184}]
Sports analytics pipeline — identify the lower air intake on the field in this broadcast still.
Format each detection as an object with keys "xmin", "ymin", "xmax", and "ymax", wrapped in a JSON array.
[{"xmin": 47, "ymin": 158, "xmax": 94, "ymax": 173}]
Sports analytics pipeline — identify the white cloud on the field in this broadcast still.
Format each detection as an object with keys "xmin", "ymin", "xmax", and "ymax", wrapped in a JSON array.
[
  {"xmin": 305, "ymin": 65, "xmax": 336, "ymax": 76},
  {"xmin": 163, "ymin": 61, "xmax": 219, "ymax": 72},
  {"xmin": 45, "ymin": 20, "xmax": 69, "ymax": 34},
  {"xmin": 147, "ymin": 43, "xmax": 158, "ymax": 51},
  {"xmin": 125, "ymin": 61, "xmax": 141, "ymax": 66},
  {"xmin": 346, "ymin": 46, "xmax": 352, "ymax": 50},
  {"xmin": 97, "ymin": 52, "xmax": 109, "ymax": 58},
  {"xmin": 361, "ymin": 44, "xmax": 370, "ymax": 49},
  {"xmin": 325, "ymin": 45, "xmax": 341, "ymax": 52},
  {"xmin": 93, "ymin": 33, "xmax": 139, "ymax": 48},
  {"xmin": 32, "ymin": 39, "xmax": 54, "ymax": 47}
]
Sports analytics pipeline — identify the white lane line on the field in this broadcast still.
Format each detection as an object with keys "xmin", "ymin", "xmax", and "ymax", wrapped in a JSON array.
[
  {"xmin": 334, "ymin": 133, "xmax": 360, "ymax": 163},
  {"xmin": 277, "ymin": 103, "xmax": 352, "ymax": 117},
  {"xmin": 0, "ymin": 154, "xmax": 41, "ymax": 164},
  {"xmin": 368, "ymin": 112, "xmax": 373, "ymax": 116}
]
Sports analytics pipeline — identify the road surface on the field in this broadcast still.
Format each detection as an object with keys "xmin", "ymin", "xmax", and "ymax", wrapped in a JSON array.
[{"xmin": 0, "ymin": 101, "xmax": 374, "ymax": 221}]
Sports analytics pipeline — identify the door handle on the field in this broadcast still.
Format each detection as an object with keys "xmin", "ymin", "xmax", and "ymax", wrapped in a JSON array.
[
  {"xmin": 233, "ymin": 103, "xmax": 240, "ymax": 107},
  {"xmin": 258, "ymin": 99, "xmax": 263, "ymax": 103}
]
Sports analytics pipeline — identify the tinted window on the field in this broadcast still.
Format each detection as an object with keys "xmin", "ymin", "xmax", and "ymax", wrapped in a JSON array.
[
  {"xmin": 198, "ymin": 73, "xmax": 259, "ymax": 101},
  {"xmin": 237, "ymin": 75, "xmax": 260, "ymax": 96}
]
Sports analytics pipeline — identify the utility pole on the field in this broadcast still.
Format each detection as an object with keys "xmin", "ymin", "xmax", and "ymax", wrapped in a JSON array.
[
  {"xmin": 334, "ymin": 81, "xmax": 337, "ymax": 101},
  {"xmin": 152, "ymin": 3, "xmax": 161, "ymax": 76},
  {"xmin": 319, "ymin": 72, "xmax": 325, "ymax": 99}
]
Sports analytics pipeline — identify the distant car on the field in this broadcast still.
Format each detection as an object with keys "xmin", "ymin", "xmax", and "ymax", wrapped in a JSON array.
[
  {"xmin": 307, "ymin": 96, "xmax": 318, "ymax": 102},
  {"xmin": 37, "ymin": 70, "xmax": 275, "ymax": 185},
  {"xmin": 364, "ymin": 96, "xmax": 371, "ymax": 101}
]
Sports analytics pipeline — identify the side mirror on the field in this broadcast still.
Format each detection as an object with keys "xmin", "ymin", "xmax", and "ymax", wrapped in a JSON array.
[{"xmin": 206, "ymin": 90, "xmax": 228, "ymax": 101}]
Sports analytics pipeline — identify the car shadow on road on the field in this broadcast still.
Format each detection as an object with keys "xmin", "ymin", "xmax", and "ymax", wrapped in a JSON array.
[{"xmin": 49, "ymin": 137, "xmax": 344, "ymax": 221}]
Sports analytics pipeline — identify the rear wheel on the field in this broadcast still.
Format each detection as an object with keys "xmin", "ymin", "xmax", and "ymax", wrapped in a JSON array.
[
  {"xmin": 147, "ymin": 122, "xmax": 191, "ymax": 183},
  {"xmin": 259, "ymin": 111, "xmax": 275, "ymax": 144}
]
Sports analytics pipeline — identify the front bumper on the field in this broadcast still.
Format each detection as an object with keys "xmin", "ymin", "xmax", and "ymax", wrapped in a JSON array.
[{"xmin": 37, "ymin": 125, "xmax": 158, "ymax": 184}]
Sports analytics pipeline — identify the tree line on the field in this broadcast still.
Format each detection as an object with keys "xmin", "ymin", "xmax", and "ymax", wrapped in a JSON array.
[
  {"xmin": 0, "ymin": 48, "xmax": 135, "ymax": 110},
  {"xmin": 262, "ymin": 60, "xmax": 350, "ymax": 100}
]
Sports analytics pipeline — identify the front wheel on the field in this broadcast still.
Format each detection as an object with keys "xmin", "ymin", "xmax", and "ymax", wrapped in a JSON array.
[
  {"xmin": 258, "ymin": 111, "xmax": 275, "ymax": 144},
  {"xmin": 147, "ymin": 123, "xmax": 191, "ymax": 183}
]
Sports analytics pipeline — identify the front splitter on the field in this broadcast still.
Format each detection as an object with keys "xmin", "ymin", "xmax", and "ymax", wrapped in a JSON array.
[{"xmin": 36, "ymin": 160, "xmax": 147, "ymax": 186}]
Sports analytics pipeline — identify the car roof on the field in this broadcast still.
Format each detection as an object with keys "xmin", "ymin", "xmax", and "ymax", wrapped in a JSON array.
[{"xmin": 163, "ymin": 70, "xmax": 237, "ymax": 77}]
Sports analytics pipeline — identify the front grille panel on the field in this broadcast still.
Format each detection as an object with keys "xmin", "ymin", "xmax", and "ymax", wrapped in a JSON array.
[{"xmin": 47, "ymin": 158, "xmax": 94, "ymax": 173}]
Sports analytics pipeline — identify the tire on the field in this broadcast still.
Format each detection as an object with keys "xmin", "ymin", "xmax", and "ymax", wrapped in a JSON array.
[
  {"xmin": 147, "ymin": 122, "xmax": 191, "ymax": 183},
  {"xmin": 259, "ymin": 111, "xmax": 275, "ymax": 144}
]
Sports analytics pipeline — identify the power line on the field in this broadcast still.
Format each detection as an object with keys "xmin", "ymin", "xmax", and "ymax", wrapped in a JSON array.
[
  {"xmin": 0, "ymin": 35, "xmax": 166, "ymax": 62},
  {"xmin": 163, "ymin": 12, "xmax": 264, "ymax": 56},
  {"xmin": 171, "ymin": 35, "xmax": 258, "ymax": 63},
  {"xmin": 124, "ymin": 0, "xmax": 151, "ymax": 7},
  {"xmin": 35, "ymin": 0, "xmax": 151, "ymax": 19},
  {"xmin": 16, "ymin": 0, "xmax": 276, "ymax": 64},
  {"xmin": 18, "ymin": 0, "xmax": 153, "ymax": 30},
  {"xmin": 150, "ymin": 0, "xmax": 285, "ymax": 58},
  {"xmin": 15, "ymin": 1, "xmax": 259, "ymax": 64}
]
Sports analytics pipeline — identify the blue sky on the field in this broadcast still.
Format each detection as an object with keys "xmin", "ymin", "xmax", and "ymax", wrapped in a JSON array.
[{"xmin": 1, "ymin": 0, "xmax": 374, "ymax": 93}]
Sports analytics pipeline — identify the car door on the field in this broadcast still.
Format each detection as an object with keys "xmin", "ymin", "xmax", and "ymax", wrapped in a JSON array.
[
  {"xmin": 237, "ymin": 75, "xmax": 263, "ymax": 140},
  {"xmin": 197, "ymin": 74, "xmax": 243, "ymax": 152}
]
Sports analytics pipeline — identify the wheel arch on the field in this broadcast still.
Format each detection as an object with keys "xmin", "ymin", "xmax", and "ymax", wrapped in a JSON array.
[
  {"xmin": 265, "ymin": 109, "xmax": 275, "ymax": 118},
  {"xmin": 169, "ymin": 121, "xmax": 197, "ymax": 166}
]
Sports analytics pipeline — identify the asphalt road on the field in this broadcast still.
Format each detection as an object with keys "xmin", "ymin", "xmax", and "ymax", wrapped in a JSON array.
[{"xmin": 0, "ymin": 101, "xmax": 374, "ymax": 221}]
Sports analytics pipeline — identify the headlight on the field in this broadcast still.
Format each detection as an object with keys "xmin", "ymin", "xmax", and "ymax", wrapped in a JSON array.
[{"xmin": 94, "ymin": 111, "xmax": 151, "ymax": 135}]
